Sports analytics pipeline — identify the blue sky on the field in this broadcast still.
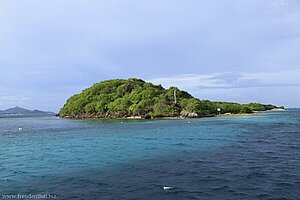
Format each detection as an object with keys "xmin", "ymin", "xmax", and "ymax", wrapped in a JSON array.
[{"xmin": 0, "ymin": 0, "xmax": 300, "ymax": 111}]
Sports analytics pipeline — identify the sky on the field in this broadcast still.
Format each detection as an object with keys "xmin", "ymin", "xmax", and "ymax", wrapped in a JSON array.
[{"xmin": 0, "ymin": 0, "xmax": 300, "ymax": 112}]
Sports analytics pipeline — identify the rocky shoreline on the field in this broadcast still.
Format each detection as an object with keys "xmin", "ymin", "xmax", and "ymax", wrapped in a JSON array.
[
  {"xmin": 59, "ymin": 112, "xmax": 214, "ymax": 120},
  {"xmin": 58, "ymin": 113, "xmax": 254, "ymax": 120},
  {"xmin": 58, "ymin": 108, "xmax": 286, "ymax": 120}
]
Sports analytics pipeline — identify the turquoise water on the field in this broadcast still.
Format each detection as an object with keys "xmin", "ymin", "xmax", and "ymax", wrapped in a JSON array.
[{"xmin": 0, "ymin": 110, "xmax": 299, "ymax": 199}]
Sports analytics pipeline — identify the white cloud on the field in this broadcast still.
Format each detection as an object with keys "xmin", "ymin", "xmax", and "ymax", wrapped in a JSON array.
[
  {"xmin": 240, "ymin": 69, "xmax": 300, "ymax": 87},
  {"xmin": 147, "ymin": 69, "xmax": 300, "ymax": 90},
  {"xmin": 147, "ymin": 69, "xmax": 300, "ymax": 107},
  {"xmin": 148, "ymin": 73, "xmax": 231, "ymax": 90}
]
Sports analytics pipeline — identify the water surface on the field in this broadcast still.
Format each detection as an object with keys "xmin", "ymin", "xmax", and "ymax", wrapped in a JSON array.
[{"xmin": 0, "ymin": 110, "xmax": 299, "ymax": 199}]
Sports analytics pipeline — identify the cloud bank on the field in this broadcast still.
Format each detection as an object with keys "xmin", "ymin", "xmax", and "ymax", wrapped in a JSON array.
[
  {"xmin": 148, "ymin": 69, "xmax": 300, "ymax": 107},
  {"xmin": 148, "ymin": 69, "xmax": 300, "ymax": 90},
  {"xmin": 0, "ymin": 0, "xmax": 300, "ymax": 110}
]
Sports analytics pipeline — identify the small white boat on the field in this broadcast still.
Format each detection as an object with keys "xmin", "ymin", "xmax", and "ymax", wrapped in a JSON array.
[{"xmin": 163, "ymin": 186, "xmax": 173, "ymax": 190}]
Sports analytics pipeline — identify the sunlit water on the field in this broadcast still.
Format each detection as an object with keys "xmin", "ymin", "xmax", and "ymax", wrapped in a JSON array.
[{"xmin": 0, "ymin": 110, "xmax": 299, "ymax": 199}]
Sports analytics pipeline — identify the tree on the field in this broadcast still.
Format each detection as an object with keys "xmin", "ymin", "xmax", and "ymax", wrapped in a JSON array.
[
  {"xmin": 107, "ymin": 98, "xmax": 132, "ymax": 117},
  {"xmin": 59, "ymin": 78, "xmax": 278, "ymax": 118}
]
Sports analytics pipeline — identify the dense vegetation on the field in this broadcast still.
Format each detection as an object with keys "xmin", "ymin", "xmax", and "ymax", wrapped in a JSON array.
[{"xmin": 59, "ymin": 78, "xmax": 282, "ymax": 118}]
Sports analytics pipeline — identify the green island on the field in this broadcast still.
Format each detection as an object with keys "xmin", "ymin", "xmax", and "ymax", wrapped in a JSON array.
[{"xmin": 59, "ymin": 78, "xmax": 284, "ymax": 119}]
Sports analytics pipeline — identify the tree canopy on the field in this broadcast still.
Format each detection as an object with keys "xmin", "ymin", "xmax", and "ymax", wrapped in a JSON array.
[{"xmin": 59, "ymin": 78, "xmax": 281, "ymax": 118}]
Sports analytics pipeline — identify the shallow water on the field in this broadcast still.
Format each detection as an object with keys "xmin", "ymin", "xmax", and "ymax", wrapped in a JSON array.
[{"xmin": 0, "ymin": 110, "xmax": 299, "ymax": 199}]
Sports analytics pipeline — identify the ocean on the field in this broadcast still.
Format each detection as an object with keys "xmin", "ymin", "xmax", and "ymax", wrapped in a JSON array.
[{"xmin": 0, "ymin": 109, "xmax": 299, "ymax": 199}]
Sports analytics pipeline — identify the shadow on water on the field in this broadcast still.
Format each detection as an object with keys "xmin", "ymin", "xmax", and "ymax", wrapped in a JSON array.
[{"xmin": 2, "ymin": 142, "xmax": 300, "ymax": 200}]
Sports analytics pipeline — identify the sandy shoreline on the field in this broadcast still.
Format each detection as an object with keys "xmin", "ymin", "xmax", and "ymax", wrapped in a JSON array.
[{"xmin": 217, "ymin": 113, "xmax": 257, "ymax": 117}]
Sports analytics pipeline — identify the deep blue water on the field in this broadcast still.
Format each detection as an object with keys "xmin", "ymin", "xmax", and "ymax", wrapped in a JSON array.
[{"xmin": 0, "ymin": 109, "xmax": 299, "ymax": 199}]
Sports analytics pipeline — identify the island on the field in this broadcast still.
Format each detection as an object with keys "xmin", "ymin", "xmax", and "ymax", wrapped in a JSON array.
[
  {"xmin": 59, "ymin": 78, "xmax": 284, "ymax": 119},
  {"xmin": 0, "ymin": 106, "xmax": 56, "ymax": 118}
]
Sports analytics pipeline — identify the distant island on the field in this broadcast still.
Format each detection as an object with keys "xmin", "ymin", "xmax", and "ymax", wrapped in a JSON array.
[
  {"xmin": 0, "ymin": 106, "xmax": 55, "ymax": 118},
  {"xmin": 59, "ymin": 78, "xmax": 284, "ymax": 119}
]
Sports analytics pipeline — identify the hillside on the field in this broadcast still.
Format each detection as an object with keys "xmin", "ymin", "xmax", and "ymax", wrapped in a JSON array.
[
  {"xmin": 59, "ymin": 78, "xmax": 282, "ymax": 119},
  {"xmin": 0, "ymin": 106, "xmax": 55, "ymax": 117},
  {"xmin": 0, "ymin": 106, "xmax": 30, "ymax": 114}
]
